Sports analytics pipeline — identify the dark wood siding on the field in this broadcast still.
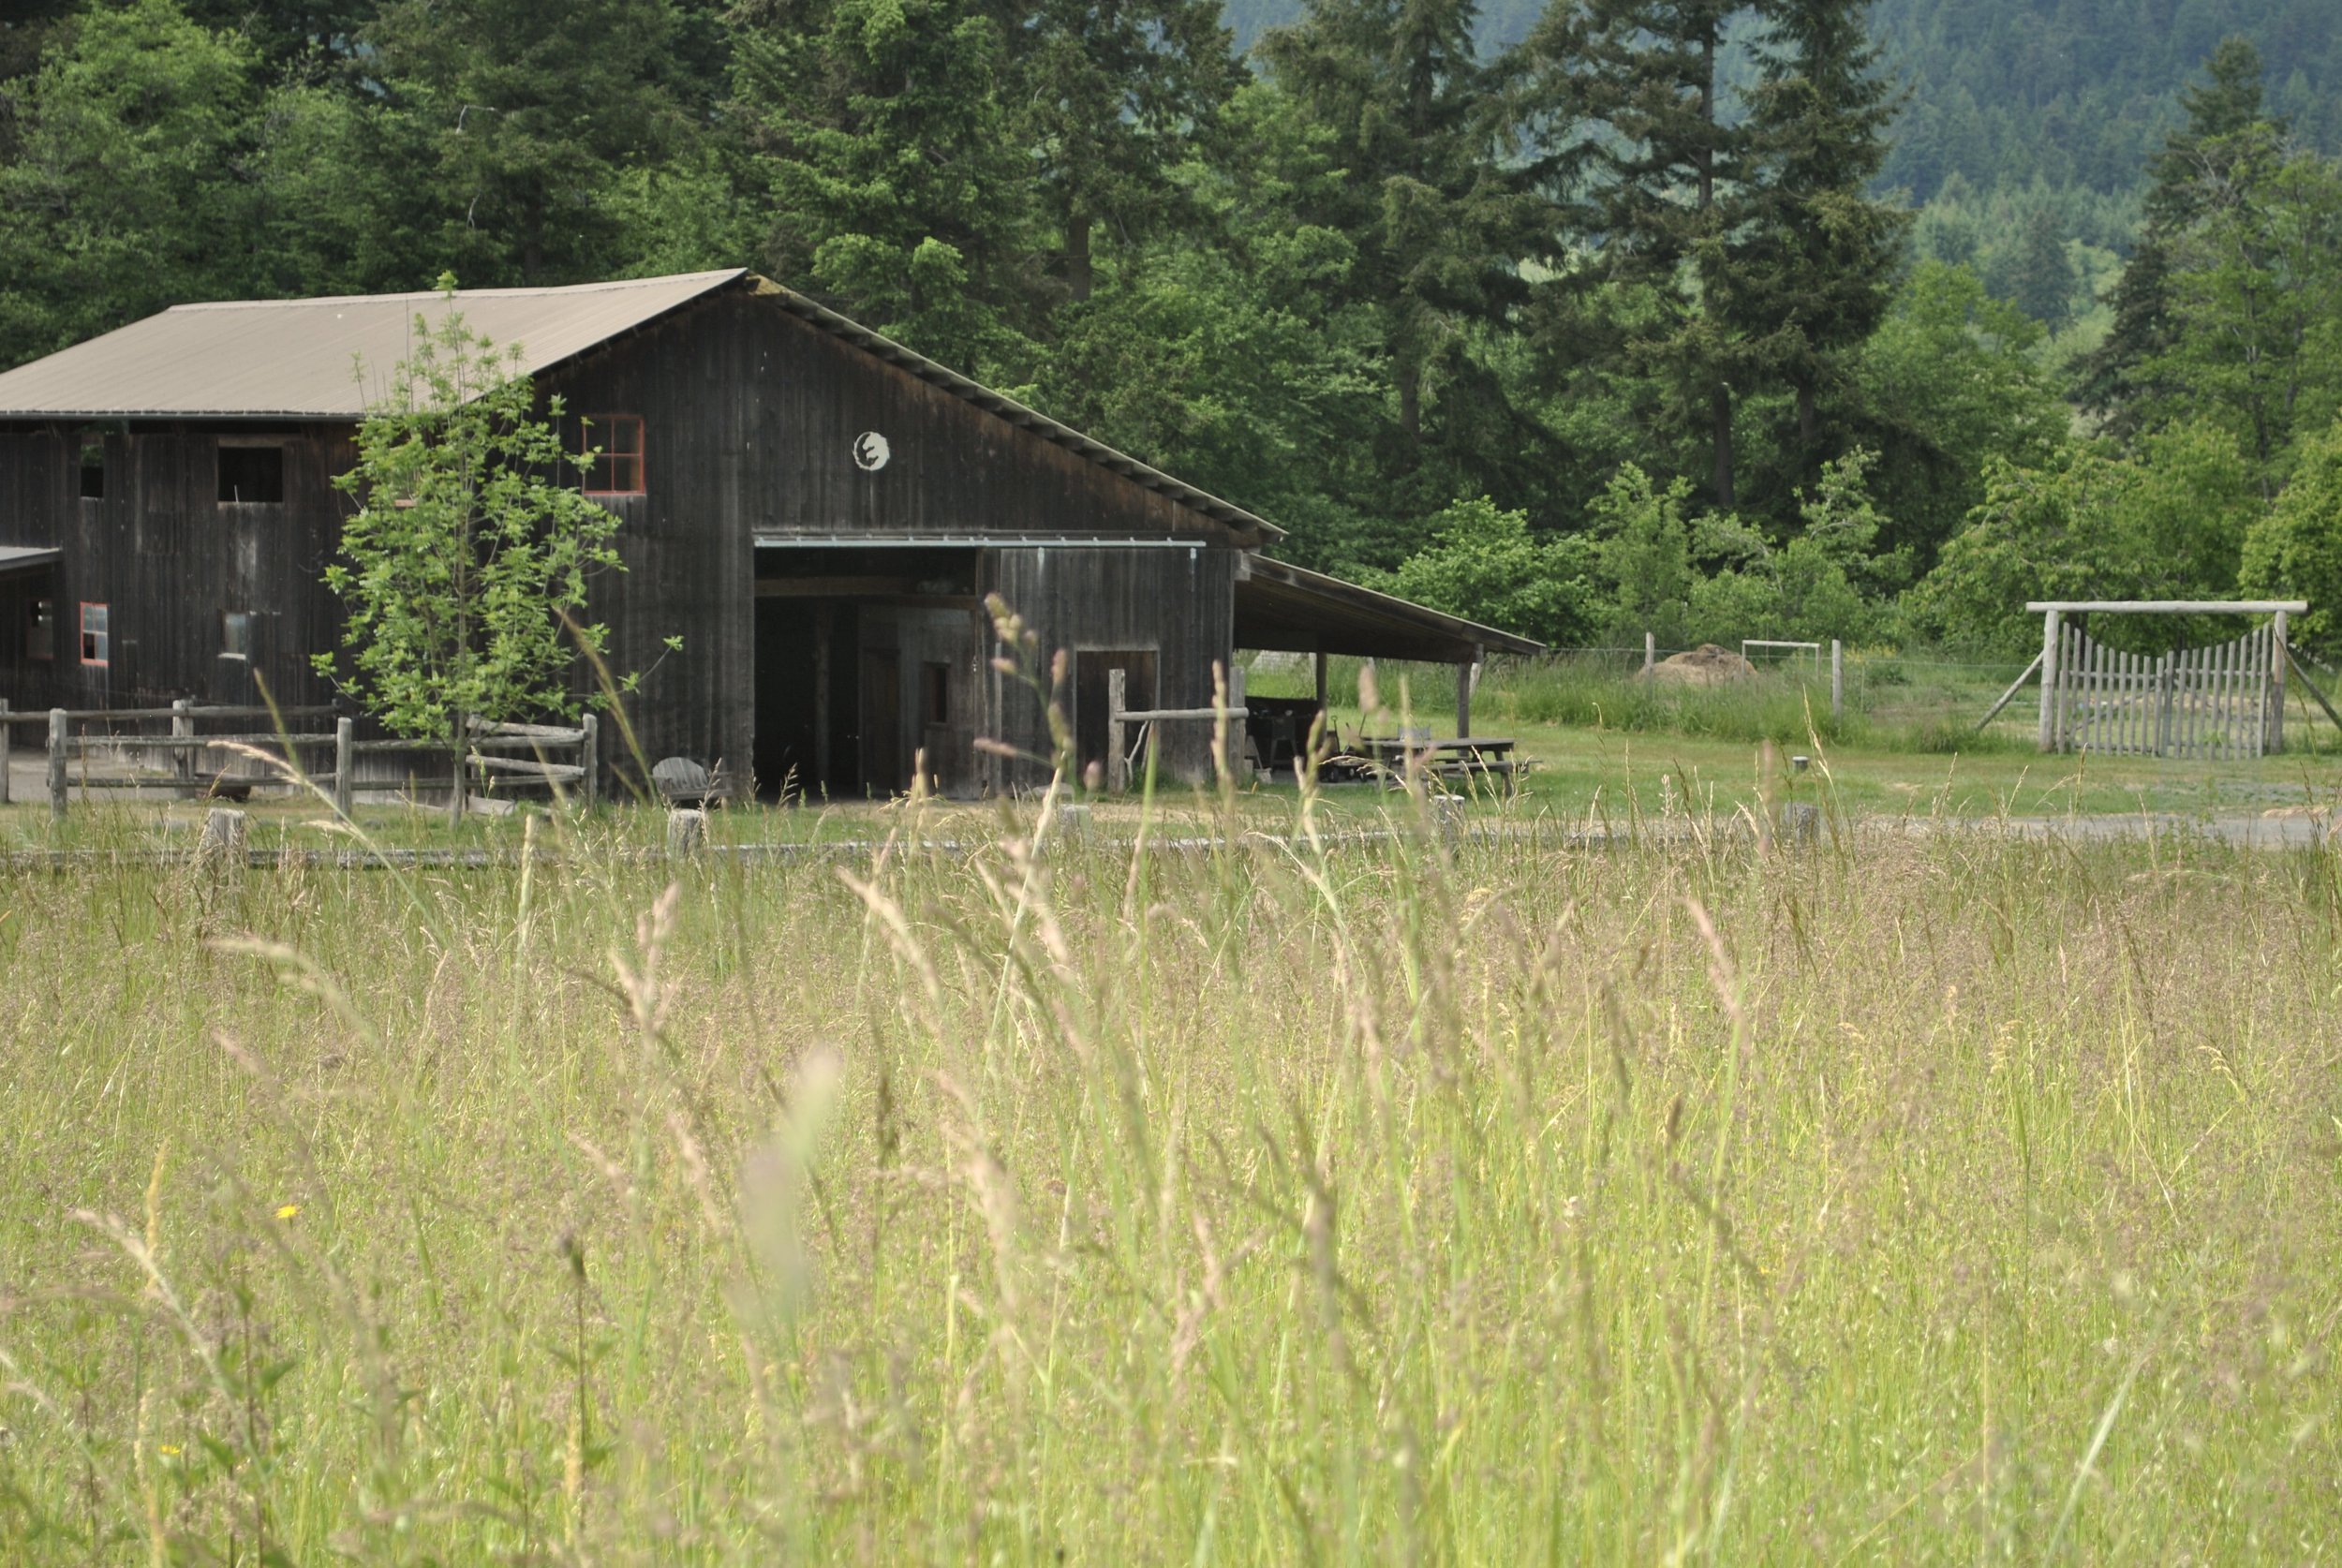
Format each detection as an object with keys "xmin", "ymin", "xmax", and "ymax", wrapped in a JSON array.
[
  {"xmin": 985, "ymin": 545, "xmax": 1238, "ymax": 787},
  {"xmin": 538, "ymin": 287, "xmax": 1251, "ymax": 791},
  {"xmin": 0, "ymin": 424, "xmax": 346, "ymax": 713}
]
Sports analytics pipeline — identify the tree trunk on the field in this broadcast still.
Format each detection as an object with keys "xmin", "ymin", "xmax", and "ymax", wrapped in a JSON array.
[
  {"xmin": 1064, "ymin": 211, "xmax": 1093, "ymax": 303},
  {"xmin": 1398, "ymin": 360, "xmax": 1423, "ymax": 446},
  {"xmin": 1712, "ymin": 383, "xmax": 1736, "ymax": 511},
  {"xmin": 448, "ymin": 713, "xmax": 466, "ymax": 827}
]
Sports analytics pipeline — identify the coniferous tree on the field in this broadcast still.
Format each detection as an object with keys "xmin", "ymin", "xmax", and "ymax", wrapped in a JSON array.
[
  {"xmin": 2002, "ymin": 205, "xmax": 2077, "ymax": 329},
  {"xmin": 1730, "ymin": 0, "xmax": 1909, "ymax": 485},
  {"xmin": 1521, "ymin": 0, "xmax": 1756, "ymax": 510},
  {"xmin": 1007, "ymin": 0, "xmax": 1238, "ymax": 303},
  {"xmin": 2076, "ymin": 37, "xmax": 2272, "ymax": 436},
  {"xmin": 368, "ymin": 0, "xmax": 692, "ymax": 285},
  {"xmin": 731, "ymin": 0, "xmax": 1045, "ymax": 374},
  {"xmin": 1258, "ymin": 0, "xmax": 1536, "ymax": 454}
]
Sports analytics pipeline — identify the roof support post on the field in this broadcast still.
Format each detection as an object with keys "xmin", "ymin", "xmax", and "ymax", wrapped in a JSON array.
[{"xmin": 1457, "ymin": 649, "xmax": 1479, "ymax": 739}]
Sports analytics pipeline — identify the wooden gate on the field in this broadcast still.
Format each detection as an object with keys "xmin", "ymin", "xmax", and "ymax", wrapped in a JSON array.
[
  {"xmin": 2049, "ymin": 624, "xmax": 2278, "ymax": 759},
  {"xmin": 2027, "ymin": 600, "xmax": 2305, "ymax": 759}
]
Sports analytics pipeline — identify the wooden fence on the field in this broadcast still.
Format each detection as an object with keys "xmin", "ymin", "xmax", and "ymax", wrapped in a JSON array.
[
  {"xmin": 2023, "ymin": 601, "xmax": 2317, "ymax": 760},
  {"xmin": 0, "ymin": 701, "xmax": 597, "ymax": 819},
  {"xmin": 2047, "ymin": 623, "xmax": 2282, "ymax": 759}
]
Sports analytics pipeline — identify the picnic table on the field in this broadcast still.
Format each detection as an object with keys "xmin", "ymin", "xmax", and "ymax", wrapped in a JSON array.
[{"xmin": 1354, "ymin": 733, "xmax": 1524, "ymax": 784}]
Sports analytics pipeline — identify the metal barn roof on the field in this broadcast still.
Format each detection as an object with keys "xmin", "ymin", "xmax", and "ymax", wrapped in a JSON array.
[
  {"xmin": 0, "ymin": 545, "xmax": 62, "ymax": 578},
  {"xmin": 0, "ymin": 271, "xmax": 748, "ymax": 421}
]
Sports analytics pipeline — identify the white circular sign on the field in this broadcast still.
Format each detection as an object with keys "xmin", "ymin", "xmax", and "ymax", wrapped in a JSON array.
[{"xmin": 852, "ymin": 431, "xmax": 891, "ymax": 471}]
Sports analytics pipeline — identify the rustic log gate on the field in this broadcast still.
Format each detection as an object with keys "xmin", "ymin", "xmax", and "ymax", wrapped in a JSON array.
[{"xmin": 2027, "ymin": 600, "xmax": 2307, "ymax": 759}]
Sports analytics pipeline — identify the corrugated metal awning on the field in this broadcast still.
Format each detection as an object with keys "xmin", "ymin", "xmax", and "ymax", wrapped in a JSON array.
[
  {"xmin": 0, "ymin": 545, "xmax": 61, "ymax": 578},
  {"xmin": 1235, "ymin": 555, "xmax": 1544, "ymax": 663}
]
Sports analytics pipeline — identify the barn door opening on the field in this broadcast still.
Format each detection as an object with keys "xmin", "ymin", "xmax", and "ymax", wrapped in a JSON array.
[
  {"xmin": 1075, "ymin": 649, "xmax": 1156, "ymax": 782},
  {"xmin": 753, "ymin": 600, "xmax": 857, "ymax": 801},
  {"xmin": 860, "ymin": 647, "xmax": 904, "ymax": 796}
]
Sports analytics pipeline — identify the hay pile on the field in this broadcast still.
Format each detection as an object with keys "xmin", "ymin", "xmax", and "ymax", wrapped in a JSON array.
[{"xmin": 1649, "ymin": 643, "xmax": 1756, "ymax": 685}]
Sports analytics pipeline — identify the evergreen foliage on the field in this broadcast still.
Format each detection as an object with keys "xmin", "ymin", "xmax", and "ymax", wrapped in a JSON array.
[{"xmin": 7, "ymin": 1, "xmax": 2342, "ymax": 658}]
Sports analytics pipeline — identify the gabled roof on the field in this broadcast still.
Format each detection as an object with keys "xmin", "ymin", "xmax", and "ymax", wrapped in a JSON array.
[
  {"xmin": 0, "ymin": 268, "xmax": 1284, "ymax": 542},
  {"xmin": 749, "ymin": 279, "xmax": 1282, "ymax": 542},
  {"xmin": 0, "ymin": 270, "xmax": 747, "ymax": 421}
]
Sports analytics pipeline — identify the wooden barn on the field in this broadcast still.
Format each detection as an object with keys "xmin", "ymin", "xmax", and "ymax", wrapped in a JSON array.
[{"xmin": 0, "ymin": 269, "xmax": 1538, "ymax": 797}]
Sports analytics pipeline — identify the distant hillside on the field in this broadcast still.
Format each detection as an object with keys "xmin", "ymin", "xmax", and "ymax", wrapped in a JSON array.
[{"xmin": 1221, "ymin": 0, "xmax": 2342, "ymax": 199}]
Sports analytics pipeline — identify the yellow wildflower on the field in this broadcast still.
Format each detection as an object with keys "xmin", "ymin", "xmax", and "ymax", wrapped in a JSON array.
[{"xmin": 275, "ymin": 1205, "xmax": 300, "ymax": 1220}]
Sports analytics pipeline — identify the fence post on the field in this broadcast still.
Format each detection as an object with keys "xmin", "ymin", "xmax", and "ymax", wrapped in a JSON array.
[
  {"xmin": 579, "ymin": 713, "xmax": 600, "ymax": 809},
  {"xmin": 2036, "ymin": 609, "xmax": 2062, "ymax": 751},
  {"xmin": 2157, "ymin": 654, "xmax": 2174, "ymax": 757},
  {"xmin": 171, "ymin": 697, "xmax": 194, "ymax": 784},
  {"xmin": 199, "ymin": 806, "xmax": 248, "ymax": 868},
  {"xmin": 0, "ymin": 698, "xmax": 11, "ymax": 806},
  {"xmin": 1643, "ymin": 630, "xmax": 1655, "ymax": 676},
  {"xmin": 1830, "ymin": 640, "xmax": 1844, "ymax": 723},
  {"xmin": 334, "ymin": 717, "xmax": 354, "ymax": 818},
  {"xmin": 1229, "ymin": 662, "xmax": 1248, "ymax": 778},
  {"xmin": 2267, "ymin": 608, "xmax": 2286, "ymax": 753},
  {"xmin": 1106, "ymin": 668, "xmax": 1127, "ymax": 794},
  {"xmin": 48, "ymin": 708, "xmax": 67, "ymax": 820}
]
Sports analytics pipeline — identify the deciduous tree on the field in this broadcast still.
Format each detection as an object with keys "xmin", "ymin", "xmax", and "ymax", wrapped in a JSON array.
[{"xmin": 318, "ymin": 292, "xmax": 635, "ymax": 819}]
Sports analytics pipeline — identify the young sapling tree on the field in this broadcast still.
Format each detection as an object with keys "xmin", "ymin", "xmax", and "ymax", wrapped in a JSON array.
[{"xmin": 317, "ymin": 284, "xmax": 635, "ymax": 821}]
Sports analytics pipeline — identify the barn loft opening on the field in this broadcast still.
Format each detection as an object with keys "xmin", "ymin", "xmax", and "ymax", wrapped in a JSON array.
[
  {"xmin": 217, "ymin": 444, "xmax": 284, "ymax": 504},
  {"xmin": 78, "ymin": 440, "xmax": 103, "ymax": 499}
]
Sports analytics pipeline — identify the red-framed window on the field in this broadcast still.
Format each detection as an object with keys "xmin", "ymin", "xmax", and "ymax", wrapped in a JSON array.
[
  {"xmin": 79, "ymin": 602, "xmax": 109, "ymax": 666},
  {"xmin": 584, "ymin": 415, "xmax": 645, "ymax": 496}
]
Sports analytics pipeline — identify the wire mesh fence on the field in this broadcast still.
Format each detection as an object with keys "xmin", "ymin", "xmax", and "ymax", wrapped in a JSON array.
[{"xmin": 1239, "ymin": 643, "xmax": 2342, "ymax": 755}]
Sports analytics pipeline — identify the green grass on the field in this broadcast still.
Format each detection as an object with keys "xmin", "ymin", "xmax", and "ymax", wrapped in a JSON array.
[{"xmin": 3, "ymin": 784, "xmax": 2338, "ymax": 1561}]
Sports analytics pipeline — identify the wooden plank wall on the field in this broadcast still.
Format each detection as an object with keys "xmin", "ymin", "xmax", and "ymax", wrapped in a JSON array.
[
  {"xmin": 986, "ymin": 545, "xmax": 1238, "ymax": 788},
  {"xmin": 541, "ymin": 287, "xmax": 1253, "ymax": 792},
  {"xmin": 0, "ymin": 423, "xmax": 348, "ymax": 714}
]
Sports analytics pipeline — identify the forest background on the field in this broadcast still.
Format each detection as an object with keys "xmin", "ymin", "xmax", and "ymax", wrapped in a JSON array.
[{"xmin": 7, "ymin": 0, "xmax": 2342, "ymax": 658}]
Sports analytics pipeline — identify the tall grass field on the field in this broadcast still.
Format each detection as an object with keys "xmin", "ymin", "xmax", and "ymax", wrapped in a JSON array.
[{"xmin": 2, "ymin": 790, "xmax": 2337, "ymax": 1561}]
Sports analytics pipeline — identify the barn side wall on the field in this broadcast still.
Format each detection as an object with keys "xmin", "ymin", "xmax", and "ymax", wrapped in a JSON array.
[
  {"xmin": 0, "ymin": 423, "xmax": 348, "ymax": 714},
  {"xmin": 0, "ymin": 282, "xmax": 1256, "ymax": 794}
]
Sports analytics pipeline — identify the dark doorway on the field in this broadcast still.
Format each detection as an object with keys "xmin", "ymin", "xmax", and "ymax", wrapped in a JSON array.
[
  {"xmin": 753, "ymin": 599, "xmax": 857, "ymax": 800},
  {"xmin": 1075, "ymin": 649, "xmax": 1156, "ymax": 781},
  {"xmin": 860, "ymin": 648, "xmax": 903, "ymax": 796}
]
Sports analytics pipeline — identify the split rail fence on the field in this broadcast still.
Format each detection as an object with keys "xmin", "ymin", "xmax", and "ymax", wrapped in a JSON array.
[{"xmin": 0, "ymin": 700, "xmax": 598, "ymax": 820}]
